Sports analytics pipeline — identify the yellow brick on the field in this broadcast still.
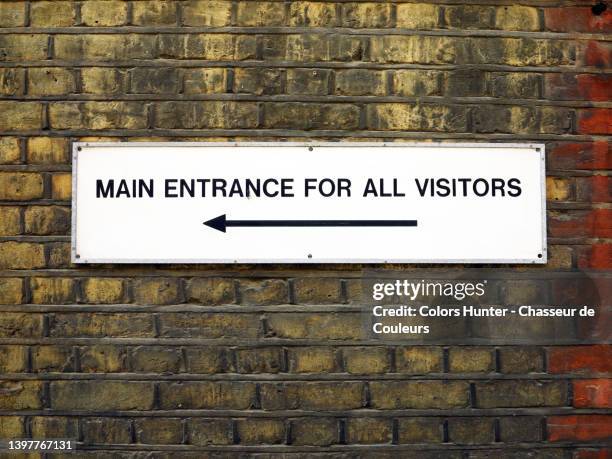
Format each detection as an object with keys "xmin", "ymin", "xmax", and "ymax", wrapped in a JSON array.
[
  {"xmin": 291, "ymin": 418, "xmax": 337, "ymax": 445},
  {"xmin": 0, "ymin": 417, "xmax": 23, "ymax": 437},
  {"xmin": 132, "ymin": 1, "xmax": 178, "ymax": 26},
  {"xmin": 183, "ymin": 68, "xmax": 227, "ymax": 94},
  {"xmin": 48, "ymin": 242, "xmax": 71, "ymax": 269},
  {"xmin": 234, "ymin": 35, "xmax": 257, "ymax": 60},
  {"xmin": 31, "ymin": 417, "xmax": 77, "ymax": 438},
  {"xmin": 540, "ymin": 107, "xmax": 572, "ymax": 134},
  {"xmin": 52, "ymin": 173, "xmax": 72, "ymax": 200},
  {"xmin": 30, "ymin": 1, "xmax": 76, "ymax": 27},
  {"xmin": 49, "ymin": 102, "xmax": 148, "ymax": 130},
  {"xmin": 81, "ymin": 278, "xmax": 125, "ymax": 304},
  {"xmin": 396, "ymin": 347, "xmax": 443, "ymax": 373},
  {"xmin": 0, "ymin": 312, "xmax": 44, "ymax": 338},
  {"xmin": 367, "ymin": 104, "xmax": 466, "ymax": 132},
  {"xmin": 236, "ymin": 419, "xmax": 285, "ymax": 444},
  {"xmin": 370, "ymin": 36, "xmax": 456, "ymax": 64},
  {"xmin": 488, "ymin": 72, "xmax": 541, "ymax": 98},
  {"xmin": 0, "ymin": 381, "xmax": 43, "ymax": 409},
  {"xmin": 81, "ymin": 1, "xmax": 128, "ymax": 26},
  {"xmin": 192, "ymin": 34, "xmax": 254, "ymax": 60},
  {"xmin": 0, "ymin": 346, "xmax": 27, "ymax": 371},
  {"xmin": 0, "ymin": 68, "xmax": 25, "ymax": 96},
  {"xmin": 27, "ymin": 137, "xmax": 69, "ymax": 164},
  {"xmin": 52, "ymin": 381, "xmax": 153, "ymax": 410},
  {"xmin": 509, "ymin": 106, "xmax": 536, "ymax": 133},
  {"xmin": 393, "ymin": 70, "xmax": 441, "ymax": 96},
  {"xmin": 293, "ymin": 278, "xmax": 341, "ymax": 304},
  {"xmin": 347, "ymin": 418, "xmax": 393, "ymax": 444},
  {"xmin": 396, "ymin": 4, "xmax": 439, "ymax": 29},
  {"xmin": 398, "ymin": 418, "xmax": 441, "ymax": 443},
  {"xmin": 289, "ymin": 2, "xmax": 337, "ymax": 27},
  {"xmin": 286, "ymin": 68, "xmax": 330, "ymax": 95},
  {"xmin": 32, "ymin": 346, "xmax": 74, "ymax": 372},
  {"xmin": 24, "ymin": 206, "xmax": 70, "ymax": 235},
  {"xmin": 54, "ymin": 35, "xmax": 156, "ymax": 61},
  {"xmin": 495, "ymin": 6, "xmax": 539, "ymax": 31},
  {"xmin": 0, "ymin": 278, "xmax": 24, "ymax": 304},
  {"xmin": 334, "ymin": 69, "xmax": 386, "ymax": 96},
  {"xmin": 31, "ymin": 278, "xmax": 75, "ymax": 304},
  {"xmin": 0, "ymin": 207, "xmax": 20, "ymax": 235},
  {"xmin": 0, "ymin": 137, "xmax": 21, "ymax": 165},
  {"xmin": 79, "ymin": 136, "xmax": 122, "ymax": 143},
  {"xmin": 0, "ymin": 102, "xmax": 44, "ymax": 131},
  {"xmin": 445, "ymin": 5, "xmax": 495, "ymax": 29},
  {"xmin": 156, "ymin": 101, "xmax": 259, "ymax": 129},
  {"xmin": 186, "ymin": 278, "xmax": 235, "ymax": 305},
  {"xmin": 546, "ymin": 177, "xmax": 572, "ymax": 201},
  {"xmin": 133, "ymin": 278, "xmax": 182, "ymax": 305},
  {"xmin": 135, "ymin": 418, "xmax": 182, "ymax": 444},
  {"xmin": 547, "ymin": 245, "xmax": 572, "ymax": 269},
  {"xmin": 0, "ymin": 35, "xmax": 49, "ymax": 61},
  {"xmin": 0, "ymin": 2, "xmax": 26, "ymax": 27},
  {"xmin": 239, "ymin": 279, "xmax": 287, "ymax": 305},
  {"xmin": 0, "ymin": 173, "xmax": 44, "ymax": 200},
  {"xmin": 502, "ymin": 38, "xmax": 574, "ymax": 66},
  {"xmin": 449, "ymin": 347, "xmax": 495, "ymax": 372},
  {"xmin": 267, "ymin": 313, "xmax": 362, "ymax": 340},
  {"xmin": 0, "ymin": 242, "xmax": 46, "ymax": 269},
  {"xmin": 81, "ymin": 68, "xmax": 125, "ymax": 94},
  {"xmin": 342, "ymin": 3, "xmax": 392, "ymax": 28},
  {"xmin": 28, "ymin": 68, "xmax": 76, "ymax": 96},
  {"xmin": 237, "ymin": 2, "xmax": 286, "ymax": 26},
  {"xmin": 344, "ymin": 347, "xmax": 389, "ymax": 374},
  {"xmin": 80, "ymin": 345, "xmax": 125, "ymax": 372},
  {"xmin": 183, "ymin": 1, "xmax": 232, "ymax": 26},
  {"xmin": 82, "ymin": 418, "xmax": 132, "ymax": 444}
]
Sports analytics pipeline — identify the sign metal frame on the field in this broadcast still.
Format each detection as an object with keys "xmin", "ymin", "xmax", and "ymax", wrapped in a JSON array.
[{"xmin": 71, "ymin": 142, "xmax": 547, "ymax": 264}]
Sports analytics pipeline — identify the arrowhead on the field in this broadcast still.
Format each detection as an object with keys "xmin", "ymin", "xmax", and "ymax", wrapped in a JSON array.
[{"xmin": 203, "ymin": 214, "xmax": 227, "ymax": 232}]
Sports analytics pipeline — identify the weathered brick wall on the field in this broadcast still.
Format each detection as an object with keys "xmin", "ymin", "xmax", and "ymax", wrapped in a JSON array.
[{"xmin": 0, "ymin": 0, "xmax": 610, "ymax": 457}]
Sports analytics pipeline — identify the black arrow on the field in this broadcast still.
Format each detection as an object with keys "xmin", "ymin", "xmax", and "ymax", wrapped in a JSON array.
[{"xmin": 204, "ymin": 214, "xmax": 418, "ymax": 233}]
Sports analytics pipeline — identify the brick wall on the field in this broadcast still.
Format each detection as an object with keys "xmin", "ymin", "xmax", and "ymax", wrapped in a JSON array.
[{"xmin": 0, "ymin": 0, "xmax": 610, "ymax": 457}]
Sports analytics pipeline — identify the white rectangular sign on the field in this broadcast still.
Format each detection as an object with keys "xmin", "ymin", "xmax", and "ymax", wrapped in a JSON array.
[{"xmin": 72, "ymin": 142, "xmax": 546, "ymax": 264}]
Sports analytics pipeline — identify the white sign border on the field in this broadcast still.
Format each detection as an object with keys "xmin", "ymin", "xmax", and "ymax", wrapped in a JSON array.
[{"xmin": 71, "ymin": 142, "xmax": 547, "ymax": 265}]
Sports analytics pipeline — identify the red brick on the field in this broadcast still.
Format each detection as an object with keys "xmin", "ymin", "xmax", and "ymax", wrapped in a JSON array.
[
  {"xmin": 572, "ymin": 276, "xmax": 612, "ymax": 343},
  {"xmin": 578, "ymin": 109, "xmax": 612, "ymax": 135},
  {"xmin": 582, "ymin": 41, "xmax": 611, "ymax": 68},
  {"xmin": 547, "ymin": 415, "xmax": 612, "ymax": 441},
  {"xmin": 575, "ymin": 75, "xmax": 612, "ymax": 101},
  {"xmin": 545, "ymin": 7, "xmax": 612, "ymax": 33},
  {"xmin": 548, "ymin": 345, "xmax": 612, "ymax": 373},
  {"xmin": 549, "ymin": 209, "xmax": 612, "ymax": 238},
  {"xmin": 573, "ymin": 450, "xmax": 612, "ymax": 459},
  {"xmin": 548, "ymin": 142, "xmax": 611, "ymax": 171},
  {"xmin": 550, "ymin": 277, "xmax": 606, "ymax": 306},
  {"xmin": 576, "ymin": 176, "xmax": 611, "ymax": 203},
  {"xmin": 574, "ymin": 379, "xmax": 612, "ymax": 408},
  {"xmin": 575, "ymin": 305, "xmax": 610, "ymax": 342},
  {"xmin": 592, "ymin": 276, "xmax": 612, "ymax": 306},
  {"xmin": 577, "ymin": 243, "xmax": 612, "ymax": 269},
  {"xmin": 545, "ymin": 74, "xmax": 612, "ymax": 101}
]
